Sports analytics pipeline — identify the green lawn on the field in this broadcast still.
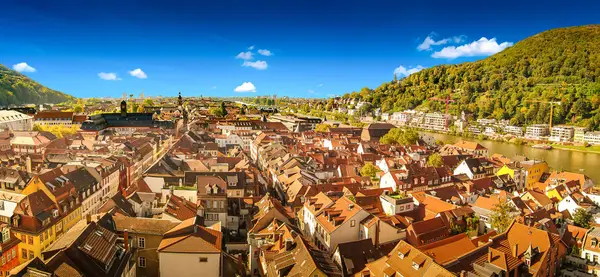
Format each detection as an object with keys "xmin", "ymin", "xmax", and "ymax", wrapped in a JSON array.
[{"xmin": 551, "ymin": 144, "xmax": 600, "ymax": 154}]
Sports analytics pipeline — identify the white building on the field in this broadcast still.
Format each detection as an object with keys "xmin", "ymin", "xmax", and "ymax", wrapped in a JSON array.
[
  {"xmin": 301, "ymin": 193, "xmax": 370, "ymax": 253},
  {"xmin": 0, "ymin": 110, "xmax": 33, "ymax": 131},
  {"xmin": 525, "ymin": 124, "xmax": 549, "ymax": 139},
  {"xmin": 550, "ymin": 125, "xmax": 574, "ymax": 142},
  {"xmin": 584, "ymin": 132, "xmax": 600, "ymax": 145},
  {"xmin": 504, "ymin": 125, "xmax": 524, "ymax": 136},
  {"xmin": 158, "ymin": 218, "xmax": 223, "ymax": 277}
]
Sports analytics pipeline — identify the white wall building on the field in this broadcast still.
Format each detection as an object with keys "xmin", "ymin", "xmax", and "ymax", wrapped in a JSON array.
[{"xmin": 0, "ymin": 110, "xmax": 33, "ymax": 131}]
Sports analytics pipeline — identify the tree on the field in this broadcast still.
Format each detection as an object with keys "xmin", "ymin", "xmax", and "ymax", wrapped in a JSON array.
[
  {"xmin": 360, "ymin": 163, "xmax": 380, "ymax": 178},
  {"xmin": 489, "ymin": 201, "xmax": 516, "ymax": 233},
  {"xmin": 220, "ymin": 102, "xmax": 228, "ymax": 117},
  {"xmin": 73, "ymin": 104, "xmax": 83, "ymax": 113},
  {"xmin": 380, "ymin": 128, "xmax": 420, "ymax": 145},
  {"xmin": 209, "ymin": 107, "xmax": 225, "ymax": 117},
  {"xmin": 315, "ymin": 124, "xmax": 332, "ymax": 133},
  {"xmin": 573, "ymin": 208, "xmax": 592, "ymax": 228},
  {"xmin": 143, "ymin": 99, "xmax": 154, "ymax": 107},
  {"xmin": 426, "ymin": 153, "xmax": 443, "ymax": 167},
  {"xmin": 137, "ymin": 105, "xmax": 145, "ymax": 113}
]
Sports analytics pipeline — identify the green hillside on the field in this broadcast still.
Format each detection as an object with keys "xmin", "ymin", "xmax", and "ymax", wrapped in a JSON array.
[
  {"xmin": 0, "ymin": 64, "xmax": 74, "ymax": 106},
  {"xmin": 343, "ymin": 25, "xmax": 600, "ymax": 130}
]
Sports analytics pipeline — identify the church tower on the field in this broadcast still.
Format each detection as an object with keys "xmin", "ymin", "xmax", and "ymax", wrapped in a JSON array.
[{"xmin": 120, "ymin": 100, "xmax": 127, "ymax": 117}]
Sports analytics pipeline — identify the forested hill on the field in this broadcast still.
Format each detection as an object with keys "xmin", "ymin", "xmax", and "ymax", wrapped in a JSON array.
[
  {"xmin": 0, "ymin": 64, "xmax": 74, "ymax": 106},
  {"xmin": 343, "ymin": 25, "xmax": 600, "ymax": 130}
]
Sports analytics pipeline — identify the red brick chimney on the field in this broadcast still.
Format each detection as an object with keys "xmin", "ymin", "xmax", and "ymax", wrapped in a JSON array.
[{"xmin": 124, "ymin": 229, "xmax": 129, "ymax": 252}]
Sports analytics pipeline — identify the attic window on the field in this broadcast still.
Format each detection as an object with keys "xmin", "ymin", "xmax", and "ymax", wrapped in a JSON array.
[{"xmin": 412, "ymin": 261, "xmax": 420, "ymax": 270}]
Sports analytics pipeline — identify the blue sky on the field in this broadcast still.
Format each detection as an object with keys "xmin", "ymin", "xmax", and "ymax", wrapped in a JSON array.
[{"xmin": 1, "ymin": 0, "xmax": 599, "ymax": 99}]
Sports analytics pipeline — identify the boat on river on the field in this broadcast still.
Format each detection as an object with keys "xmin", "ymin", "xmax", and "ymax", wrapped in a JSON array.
[{"xmin": 532, "ymin": 144, "xmax": 553, "ymax": 150}]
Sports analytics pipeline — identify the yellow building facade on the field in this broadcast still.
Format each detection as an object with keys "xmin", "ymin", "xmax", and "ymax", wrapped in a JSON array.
[{"xmin": 14, "ymin": 176, "xmax": 82, "ymax": 263}]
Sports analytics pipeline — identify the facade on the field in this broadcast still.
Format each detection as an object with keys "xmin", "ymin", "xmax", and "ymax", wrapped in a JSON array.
[
  {"xmin": 520, "ymin": 160, "xmax": 549, "ymax": 190},
  {"xmin": 33, "ymin": 111, "xmax": 74, "ymax": 126},
  {"xmin": 504, "ymin": 125, "xmax": 524, "ymax": 136},
  {"xmin": 10, "ymin": 131, "xmax": 52, "ymax": 154},
  {"xmin": 301, "ymin": 194, "xmax": 370, "ymax": 253},
  {"xmin": 550, "ymin": 125, "xmax": 575, "ymax": 142},
  {"xmin": 0, "ymin": 224, "xmax": 20, "ymax": 277},
  {"xmin": 525, "ymin": 124, "xmax": 550, "ymax": 138},
  {"xmin": 574, "ymin": 127, "xmax": 587, "ymax": 143},
  {"xmin": 420, "ymin": 113, "xmax": 449, "ymax": 131},
  {"xmin": 15, "ymin": 213, "xmax": 137, "ymax": 277},
  {"xmin": 113, "ymin": 214, "xmax": 178, "ymax": 277},
  {"xmin": 158, "ymin": 217, "xmax": 223, "ymax": 277},
  {"xmin": 0, "ymin": 111, "xmax": 33, "ymax": 131},
  {"xmin": 584, "ymin": 132, "xmax": 600, "ymax": 145}
]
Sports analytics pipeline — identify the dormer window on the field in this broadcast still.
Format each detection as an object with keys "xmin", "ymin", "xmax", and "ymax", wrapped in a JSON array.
[{"xmin": 412, "ymin": 261, "xmax": 420, "ymax": 270}]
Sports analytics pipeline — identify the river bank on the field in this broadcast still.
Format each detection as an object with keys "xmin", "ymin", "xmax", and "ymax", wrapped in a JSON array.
[{"xmin": 422, "ymin": 131, "xmax": 600, "ymax": 183}]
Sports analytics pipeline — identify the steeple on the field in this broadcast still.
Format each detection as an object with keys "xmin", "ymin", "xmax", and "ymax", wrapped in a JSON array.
[
  {"xmin": 120, "ymin": 100, "xmax": 127, "ymax": 117},
  {"xmin": 178, "ymin": 92, "xmax": 183, "ymax": 107}
]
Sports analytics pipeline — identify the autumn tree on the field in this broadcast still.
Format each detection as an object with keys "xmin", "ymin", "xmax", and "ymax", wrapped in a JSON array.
[
  {"xmin": 573, "ymin": 208, "xmax": 592, "ymax": 228},
  {"xmin": 315, "ymin": 124, "xmax": 332, "ymax": 133},
  {"xmin": 360, "ymin": 163, "xmax": 380, "ymax": 178},
  {"xmin": 489, "ymin": 201, "xmax": 517, "ymax": 233},
  {"xmin": 426, "ymin": 153, "xmax": 443, "ymax": 167}
]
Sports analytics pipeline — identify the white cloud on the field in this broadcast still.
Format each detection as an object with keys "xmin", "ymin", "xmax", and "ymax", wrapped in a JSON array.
[
  {"xmin": 128, "ymin": 68, "xmax": 147, "ymax": 79},
  {"xmin": 393, "ymin": 65, "xmax": 425, "ymax": 78},
  {"xmin": 248, "ymin": 45, "xmax": 255, "ymax": 50},
  {"xmin": 98, "ymin": 72, "xmax": 121, "ymax": 81},
  {"xmin": 308, "ymin": 90, "xmax": 315, "ymax": 94},
  {"xmin": 234, "ymin": 82, "xmax": 256, "ymax": 93},
  {"xmin": 417, "ymin": 35, "xmax": 465, "ymax": 51},
  {"xmin": 432, "ymin": 37, "xmax": 513, "ymax": 59},
  {"xmin": 317, "ymin": 84, "xmax": 323, "ymax": 87},
  {"xmin": 236, "ymin": 51, "xmax": 254, "ymax": 60},
  {"xmin": 258, "ymin": 49, "xmax": 273, "ymax": 56},
  {"xmin": 242, "ymin": 60, "xmax": 268, "ymax": 70},
  {"xmin": 12, "ymin": 62, "xmax": 36, "ymax": 73}
]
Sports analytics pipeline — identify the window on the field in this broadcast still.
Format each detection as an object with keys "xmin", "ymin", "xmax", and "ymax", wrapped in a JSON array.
[
  {"xmin": 28, "ymin": 236, "xmax": 33, "ymax": 245},
  {"xmin": 138, "ymin": 256, "xmax": 146, "ymax": 268},
  {"xmin": 350, "ymin": 220, "xmax": 355, "ymax": 227},
  {"xmin": 22, "ymin": 249, "xmax": 27, "ymax": 259},
  {"xmin": 138, "ymin": 237, "xmax": 145, "ymax": 248},
  {"xmin": 199, "ymin": 257, "xmax": 208, "ymax": 262},
  {"xmin": 11, "ymin": 249, "xmax": 15, "ymax": 259},
  {"xmin": 29, "ymin": 251, "xmax": 34, "ymax": 259}
]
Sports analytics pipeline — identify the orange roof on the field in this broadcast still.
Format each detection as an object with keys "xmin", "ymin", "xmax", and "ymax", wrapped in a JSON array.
[
  {"xmin": 419, "ymin": 233, "xmax": 477, "ymax": 265},
  {"xmin": 316, "ymin": 196, "xmax": 363, "ymax": 233},
  {"xmin": 453, "ymin": 140, "xmax": 487, "ymax": 151}
]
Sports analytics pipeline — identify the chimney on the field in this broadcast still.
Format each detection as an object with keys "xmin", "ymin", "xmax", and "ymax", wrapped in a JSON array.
[
  {"xmin": 512, "ymin": 244, "xmax": 518, "ymax": 257},
  {"xmin": 284, "ymin": 239, "xmax": 293, "ymax": 251},
  {"xmin": 86, "ymin": 213, "xmax": 92, "ymax": 224},
  {"xmin": 487, "ymin": 250, "xmax": 493, "ymax": 262},
  {"xmin": 124, "ymin": 229, "xmax": 129, "ymax": 252},
  {"xmin": 460, "ymin": 270, "xmax": 466, "ymax": 277},
  {"xmin": 26, "ymin": 156, "xmax": 32, "ymax": 173}
]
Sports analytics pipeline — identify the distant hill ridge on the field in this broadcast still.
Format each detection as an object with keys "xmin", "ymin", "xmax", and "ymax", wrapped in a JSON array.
[
  {"xmin": 0, "ymin": 64, "xmax": 74, "ymax": 106},
  {"xmin": 342, "ymin": 25, "xmax": 600, "ymax": 130}
]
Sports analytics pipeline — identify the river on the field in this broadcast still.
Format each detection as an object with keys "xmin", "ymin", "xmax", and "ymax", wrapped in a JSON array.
[{"xmin": 423, "ymin": 132, "xmax": 600, "ymax": 183}]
